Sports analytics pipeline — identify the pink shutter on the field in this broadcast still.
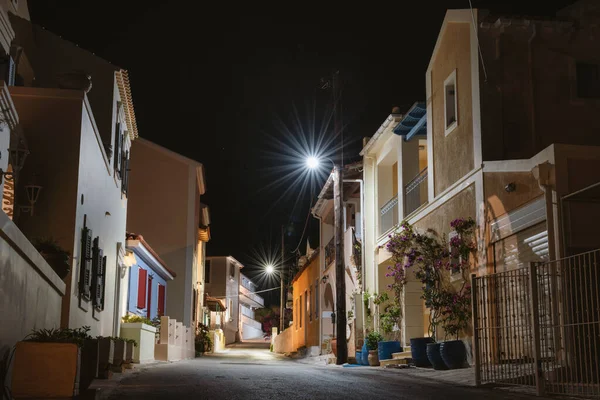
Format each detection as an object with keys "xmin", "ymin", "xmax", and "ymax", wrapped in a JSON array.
[{"xmin": 137, "ymin": 268, "xmax": 147, "ymax": 309}]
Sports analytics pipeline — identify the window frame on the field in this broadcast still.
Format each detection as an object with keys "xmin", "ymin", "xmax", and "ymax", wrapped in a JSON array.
[{"xmin": 444, "ymin": 69, "xmax": 458, "ymax": 136}]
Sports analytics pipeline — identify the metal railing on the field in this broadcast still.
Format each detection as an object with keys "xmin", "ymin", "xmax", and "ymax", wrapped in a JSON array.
[
  {"xmin": 379, "ymin": 196, "xmax": 399, "ymax": 236},
  {"xmin": 473, "ymin": 249, "xmax": 600, "ymax": 397},
  {"xmin": 241, "ymin": 305, "xmax": 254, "ymax": 319},
  {"xmin": 325, "ymin": 237, "xmax": 335, "ymax": 267},
  {"xmin": 239, "ymin": 284, "xmax": 264, "ymax": 307},
  {"xmin": 241, "ymin": 314, "xmax": 262, "ymax": 330},
  {"xmin": 404, "ymin": 167, "xmax": 428, "ymax": 216}
]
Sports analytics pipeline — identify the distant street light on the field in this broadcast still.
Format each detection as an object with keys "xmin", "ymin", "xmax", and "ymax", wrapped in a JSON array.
[{"xmin": 265, "ymin": 264, "xmax": 275, "ymax": 274}]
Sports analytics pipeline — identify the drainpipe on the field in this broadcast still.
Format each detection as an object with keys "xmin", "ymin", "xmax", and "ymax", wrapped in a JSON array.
[{"xmin": 343, "ymin": 178, "xmax": 366, "ymax": 340}]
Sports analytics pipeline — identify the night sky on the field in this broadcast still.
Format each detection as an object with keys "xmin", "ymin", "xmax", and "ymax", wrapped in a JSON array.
[{"xmin": 29, "ymin": 0, "xmax": 577, "ymax": 296}]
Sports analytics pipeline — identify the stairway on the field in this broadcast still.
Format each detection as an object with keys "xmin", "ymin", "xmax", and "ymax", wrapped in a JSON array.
[{"xmin": 379, "ymin": 351, "xmax": 413, "ymax": 367}]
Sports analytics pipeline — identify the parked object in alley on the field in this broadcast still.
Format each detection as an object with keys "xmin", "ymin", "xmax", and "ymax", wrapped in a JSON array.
[
  {"xmin": 426, "ymin": 342, "xmax": 448, "ymax": 370},
  {"xmin": 12, "ymin": 326, "xmax": 93, "ymax": 398},
  {"xmin": 410, "ymin": 337, "xmax": 434, "ymax": 367},
  {"xmin": 439, "ymin": 340, "xmax": 467, "ymax": 369}
]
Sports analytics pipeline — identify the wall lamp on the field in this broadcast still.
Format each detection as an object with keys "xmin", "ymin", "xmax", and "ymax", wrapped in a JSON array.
[{"xmin": 0, "ymin": 142, "xmax": 29, "ymax": 184}]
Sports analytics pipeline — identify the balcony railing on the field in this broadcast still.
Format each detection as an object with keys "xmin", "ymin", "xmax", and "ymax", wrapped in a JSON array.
[
  {"xmin": 241, "ymin": 314, "xmax": 262, "ymax": 330},
  {"xmin": 404, "ymin": 167, "xmax": 428, "ymax": 216},
  {"xmin": 379, "ymin": 196, "xmax": 399, "ymax": 236},
  {"xmin": 239, "ymin": 285, "xmax": 264, "ymax": 307},
  {"xmin": 325, "ymin": 236, "xmax": 335, "ymax": 267},
  {"xmin": 241, "ymin": 305, "xmax": 254, "ymax": 319}
]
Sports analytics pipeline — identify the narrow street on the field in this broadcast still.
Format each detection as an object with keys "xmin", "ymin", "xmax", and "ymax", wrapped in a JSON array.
[{"xmin": 104, "ymin": 343, "xmax": 543, "ymax": 400}]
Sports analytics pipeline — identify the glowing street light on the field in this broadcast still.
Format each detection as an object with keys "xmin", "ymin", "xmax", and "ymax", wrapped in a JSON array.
[
  {"xmin": 265, "ymin": 264, "xmax": 275, "ymax": 274},
  {"xmin": 306, "ymin": 156, "xmax": 319, "ymax": 169}
]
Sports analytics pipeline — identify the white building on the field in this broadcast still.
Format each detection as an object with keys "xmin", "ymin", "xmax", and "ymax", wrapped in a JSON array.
[{"xmin": 239, "ymin": 273, "xmax": 264, "ymax": 340}]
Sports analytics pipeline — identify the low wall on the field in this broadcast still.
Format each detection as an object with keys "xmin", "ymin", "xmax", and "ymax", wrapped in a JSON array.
[
  {"xmin": 154, "ymin": 316, "xmax": 194, "ymax": 361},
  {"xmin": 0, "ymin": 211, "xmax": 65, "ymax": 361},
  {"xmin": 273, "ymin": 327, "xmax": 295, "ymax": 354},
  {"xmin": 120, "ymin": 323, "xmax": 156, "ymax": 363}
]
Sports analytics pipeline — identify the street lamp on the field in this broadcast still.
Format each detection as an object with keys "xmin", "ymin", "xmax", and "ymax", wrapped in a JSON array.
[
  {"xmin": 265, "ymin": 264, "xmax": 274, "ymax": 274},
  {"xmin": 265, "ymin": 262, "xmax": 284, "ymax": 332},
  {"xmin": 305, "ymin": 155, "xmax": 347, "ymax": 364}
]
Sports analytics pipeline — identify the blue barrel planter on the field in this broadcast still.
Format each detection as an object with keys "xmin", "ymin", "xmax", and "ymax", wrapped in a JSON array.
[
  {"xmin": 426, "ymin": 342, "xmax": 448, "ymax": 370},
  {"xmin": 410, "ymin": 337, "xmax": 434, "ymax": 367},
  {"xmin": 361, "ymin": 342, "xmax": 369, "ymax": 365},
  {"xmin": 378, "ymin": 341, "xmax": 402, "ymax": 361},
  {"xmin": 440, "ymin": 340, "xmax": 467, "ymax": 369},
  {"xmin": 356, "ymin": 351, "xmax": 362, "ymax": 364}
]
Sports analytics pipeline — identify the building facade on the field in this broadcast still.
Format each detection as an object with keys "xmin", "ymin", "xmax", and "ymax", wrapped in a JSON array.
[
  {"xmin": 239, "ymin": 273, "xmax": 265, "ymax": 340},
  {"xmin": 127, "ymin": 138, "xmax": 208, "ymax": 328}
]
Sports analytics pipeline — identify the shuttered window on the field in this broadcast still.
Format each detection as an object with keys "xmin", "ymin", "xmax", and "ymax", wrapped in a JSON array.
[
  {"xmin": 494, "ymin": 222, "xmax": 549, "ymax": 273},
  {"xmin": 79, "ymin": 227, "xmax": 93, "ymax": 300},
  {"xmin": 137, "ymin": 268, "xmax": 147, "ymax": 309},
  {"xmin": 121, "ymin": 150, "xmax": 130, "ymax": 195},
  {"xmin": 157, "ymin": 284, "xmax": 165, "ymax": 316},
  {"xmin": 114, "ymin": 122, "xmax": 122, "ymax": 178},
  {"xmin": 91, "ymin": 237, "xmax": 104, "ymax": 311}
]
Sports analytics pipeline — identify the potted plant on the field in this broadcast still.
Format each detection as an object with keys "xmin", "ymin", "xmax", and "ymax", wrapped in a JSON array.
[
  {"xmin": 373, "ymin": 292, "xmax": 403, "ymax": 361},
  {"xmin": 366, "ymin": 331, "xmax": 383, "ymax": 366},
  {"xmin": 31, "ymin": 237, "xmax": 71, "ymax": 280},
  {"xmin": 195, "ymin": 323, "xmax": 213, "ymax": 355},
  {"xmin": 112, "ymin": 337, "xmax": 126, "ymax": 372},
  {"xmin": 96, "ymin": 336, "xmax": 115, "ymax": 379},
  {"xmin": 124, "ymin": 339, "xmax": 137, "ymax": 367},
  {"xmin": 12, "ymin": 326, "xmax": 91, "ymax": 398}
]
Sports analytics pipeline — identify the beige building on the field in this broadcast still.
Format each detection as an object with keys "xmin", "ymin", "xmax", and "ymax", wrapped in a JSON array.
[
  {"xmin": 204, "ymin": 256, "xmax": 243, "ymax": 344},
  {"xmin": 127, "ymin": 138, "xmax": 209, "ymax": 329}
]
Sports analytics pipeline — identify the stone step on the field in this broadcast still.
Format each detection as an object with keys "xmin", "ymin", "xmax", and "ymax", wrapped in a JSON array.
[
  {"xmin": 379, "ymin": 358, "xmax": 412, "ymax": 367},
  {"xmin": 392, "ymin": 351, "xmax": 412, "ymax": 359}
]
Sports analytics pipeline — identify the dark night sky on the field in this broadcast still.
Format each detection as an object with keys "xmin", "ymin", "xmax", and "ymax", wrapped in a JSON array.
[{"xmin": 29, "ymin": 0, "xmax": 577, "ymax": 293}]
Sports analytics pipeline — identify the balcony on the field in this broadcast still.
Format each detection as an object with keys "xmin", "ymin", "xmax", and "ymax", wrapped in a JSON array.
[
  {"xmin": 241, "ymin": 314, "xmax": 262, "ymax": 330},
  {"xmin": 404, "ymin": 167, "xmax": 428, "ymax": 216},
  {"xmin": 239, "ymin": 284, "xmax": 264, "ymax": 308},
  {"xmin": 379, "ymin": 196, "xmax": 399, "ymax": 236},
  {"xmin": 325, "ymin": 236, "xmax": 335, "ymax": 267}
]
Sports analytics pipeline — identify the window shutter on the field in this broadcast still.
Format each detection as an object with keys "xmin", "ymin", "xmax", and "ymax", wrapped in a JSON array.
[
  {"xmin": 157, "ymin": 284, "xmax": 165, "ymax": 316},
  {"xmin": 79, "ymin": 227, "xmax": 93, "ymax": 299},
  {"xmin": 137, "ymin": 268, "xmax": 147, "ymax": 309},
  {"xmin": 114, "ymin": 123, "xmax": 122, "ymax": 177},
  {"xmin": 91, "ymin": 237, "xmax": 103, "ymax": 308},
  {"xmin": 100, "ymin": 256, "xmax": 107, "ymax": 310},
  {"xmin": 122, "ymin": 150, "xmax": 130, "ymax": 195}
]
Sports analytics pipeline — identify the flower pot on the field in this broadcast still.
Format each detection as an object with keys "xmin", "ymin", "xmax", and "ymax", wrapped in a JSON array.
[
  {"xmin": 361, "ymin": 342, "xmax": 369, "ymax": 365},
  {"xmin": 378, "ymin": 340, "xmax": 402, "ymax": 361},
  {"xmin": 426, "ymin": 342, "xmax": 448, "ymax": 370},
  {"xmin": 125, "ymin": 341, "xmax": 135, "ymax": 363},
  {"xmin": 331, "ymin": 338, "xmax": 337, "ymax": 357},
  {"xmin": 367, "ymin": 350, "xmax": 379, "ymax": 366},
  {"xmin": 97, "ymin": 337, "xmax": 114, "ymax": 379},
  {"xmin": 410, "ymin": 337, "xmax": 434, "ymax": 367},
  {"xmin": 80, "ymin": 339, "xmax": 99, "ymax": 391},
  {"xmin": 440, "ymin": 340, "xmax": 467, "ymax": 369},
  {"xmin": 12, "ymin": 342, "xmax": 81, "ymax": 398},
  {"xmin": 112, "ymin": 339, "xmax": 126, "ymax": 372}
]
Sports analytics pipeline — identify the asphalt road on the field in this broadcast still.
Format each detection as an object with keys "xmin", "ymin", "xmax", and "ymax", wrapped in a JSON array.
[{"xmin": 106, "ymin": 343, "xmax": 542, "ymax": 400}]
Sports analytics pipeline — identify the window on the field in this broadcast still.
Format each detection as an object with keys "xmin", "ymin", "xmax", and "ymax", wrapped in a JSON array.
[
  {"xmin": 299, "ymin": 295, "xmax": 303, "ymax": 328},
  {"xmin": 205, "ymin": 260, "xmax": 211, "ymax": 283},
  {"xmin": 308, "ymin": 288, "xmax": 312, "ymax": 322},
  {"xmin": 315, "ymin": 279, "xmax": 319, "ymax": 320},
  {"xmin": 229, "ymin": 299, "xmax": 233, "ymax": 321},
  {"xmin": 79, "ymin": 226, "xmax": 93, "ymax": 300},
  {"xmin": 137, "ymin": 268, "xmax": 147, "ymax": 309},
  {"xmin": 121, "ymin": 150, "xmax": 130, "ymax": 195},
  {"xmin": 157, "ymin": 284, "xmax": 165, "ymax": 316},
  {"xmin": 229, "ymin": 263, "xmax": 235, "ymax": 280},
  {"xmin": 444, "ymin": 69, "xmax": 458, "ymax": 135},
  {"xmin": 576, "ymin": 63, "xmax": 600, "ymax": 99},
  {"xmin": 114, "ymin": 121, "xmax": 123, "ymax": 178},
  {"xmin": 91, "ymin": 237, "xmax": 106, "ymax": 311}
]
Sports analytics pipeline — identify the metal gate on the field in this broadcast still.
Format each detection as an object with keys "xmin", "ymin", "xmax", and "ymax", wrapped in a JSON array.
[{"xmin": 473, "ymin": 249, "xmax": 600, "ymax": 397}]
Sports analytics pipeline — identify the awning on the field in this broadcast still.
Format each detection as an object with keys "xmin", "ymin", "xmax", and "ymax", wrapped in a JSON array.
[
  {"xmin": 205, "ymin": 296, "xmax": 225, "ymax": 312},
  {"xmin": 393, "ymin": 102, "xmax": 427, "ymax": 141}
]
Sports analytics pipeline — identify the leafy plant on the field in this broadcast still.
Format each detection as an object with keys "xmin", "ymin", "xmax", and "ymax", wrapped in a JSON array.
[
  {"xmin": 124, "ymin": 338, "xmax": 138, "ymax": 347},
  {"xmin": 195, "ymin": 323, "xmax": 213, "ymax": 354},
  {"xmin": 366, "ymin": 331, "xmax": 383, "ymax": 350},
  {"xmin": 30, "ymin": 237, "xmax": 70, "ymax": 259},
  {"xmin": 122, "ymin": 315, "xmax": 152, "ymax": 325},
  {"xmin": 24, "ymin": 326, "xmax": 92, "ymax": 347}
]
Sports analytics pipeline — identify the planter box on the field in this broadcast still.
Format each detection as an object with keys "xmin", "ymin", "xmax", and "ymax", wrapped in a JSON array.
[
  {"xmin": 80, "ymin": 339, "xmax": 99, "ymax": 391},
  {"xmin": 12, "ymin": 342, "xmax": 80, "ymax": 398},
  {"xmin": 121, "ymin": 323, "xmax": 157, "ymax": 363},
  {"xmin": 112, "ymin": 339, "xmax": 126, "ymax": 372},
  {"xmin": 97, "ymin": 337, "xmax": 114, "ymax": 379}
]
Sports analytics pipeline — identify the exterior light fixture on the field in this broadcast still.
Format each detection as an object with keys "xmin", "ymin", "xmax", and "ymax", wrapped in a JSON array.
[
  {"xmin": 306, "ymin": 156, "xmax": 319, "ymax": 169},
  {"xmin": 265, "ymin": 264, "xmax": 274, "ymax": 274},
  {"xmin": 505, "ymin": 182, "xmax": 516, "ymax": 193},
  {"xmin": 0, "ymin": 139, "xmax": 29, "ymax": 184},
  {"xmin": 20, "ymin": 183, "xmax": 42, "ymax": 216}
]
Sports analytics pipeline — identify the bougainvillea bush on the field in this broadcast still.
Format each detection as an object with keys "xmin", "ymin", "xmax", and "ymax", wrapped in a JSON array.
[{"xmin": 384, "ymin": 217, "xmax": 476, "ymax": 341}]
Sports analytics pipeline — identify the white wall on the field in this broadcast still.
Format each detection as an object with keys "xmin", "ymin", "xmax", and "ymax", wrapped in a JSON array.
[{"xmin": 69, "ymin": 91, "xmax": 128, "ymax": 337}]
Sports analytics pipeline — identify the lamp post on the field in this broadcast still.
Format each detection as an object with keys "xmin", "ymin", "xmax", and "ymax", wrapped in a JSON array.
[
  {"xmin": 306, "ymin": 156, "xmax": 347, "ymax": 365},
  {"xmin": 265, "ymin": 261, "xmax": 284, "ymax": 332}
]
